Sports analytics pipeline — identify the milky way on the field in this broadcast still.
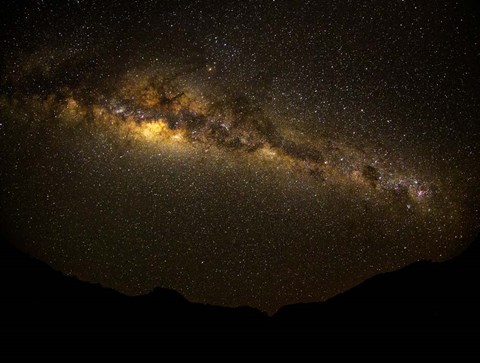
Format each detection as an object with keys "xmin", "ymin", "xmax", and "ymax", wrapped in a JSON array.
[{"xmin": 1, "ymin": 0, "xmax": 479, "ymax": 313}]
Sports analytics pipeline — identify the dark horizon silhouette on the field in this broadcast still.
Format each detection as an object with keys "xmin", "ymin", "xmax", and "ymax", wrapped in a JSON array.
[{"xmin": 2, "ymin": 232, "xmax": 479, "ymax": 355}]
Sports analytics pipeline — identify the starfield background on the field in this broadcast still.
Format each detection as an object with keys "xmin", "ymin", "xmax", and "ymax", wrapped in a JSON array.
[{"xmin": 1, "ymin": 0, "xmax": 479, "ymax": 356}]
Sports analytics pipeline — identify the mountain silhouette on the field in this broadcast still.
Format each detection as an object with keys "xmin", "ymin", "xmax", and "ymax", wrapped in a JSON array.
[{"xmin": 1, "ymin": 233, "xmax": 479, "ymax": 356}]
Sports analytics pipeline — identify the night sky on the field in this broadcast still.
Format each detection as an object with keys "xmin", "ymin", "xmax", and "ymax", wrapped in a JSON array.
[{"xmin": 1, "ymin": 0, "xmax": 479, "ymax": 313}]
